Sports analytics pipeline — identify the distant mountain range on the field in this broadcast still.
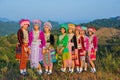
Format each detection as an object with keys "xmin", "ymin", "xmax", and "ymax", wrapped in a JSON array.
[
  {"xmin": 0, "ymin": 17, "xmax": 10, "ymax": 22},
  {"xmin": 81, "ymin": 16, "xmax": 120, "ymax": 28},
  {"xmin": 0, "ymin": 16, "xmax": 120, "ymax": 36}
]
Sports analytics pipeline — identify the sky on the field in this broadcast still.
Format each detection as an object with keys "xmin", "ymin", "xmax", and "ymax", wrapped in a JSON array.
[{"xmin": 0, "ymin": 0, "xmax": 120, "ymax": 23}]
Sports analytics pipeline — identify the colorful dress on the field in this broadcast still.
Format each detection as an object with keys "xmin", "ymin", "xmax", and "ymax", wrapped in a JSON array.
[
  {"xmin": 67, "ymin": 34, "xmax": 77, "ymax": 66},
  {"xmin": 57, "ymin": 34, "xmax": 70, "ymax": 61},
  {"xmin": 17, "ymin": 29, "xmax": 29, "ymax": 69},
  {"xmin": 88, "ymin": 35, "xmax": 98, "ymax": 61},
  {"xmin": 43, "ymin": 33, "xmax": 55, "ymax": 66},
  {"xmin": 83, "ymin": 36, "xmax": 89, "ymax": 62},
  {"xmin": 29, "ymin": 30, "xmax": 46, "ymax": 68},
  {"xmin": 75, "ymin": 35, "xmax": 85, "ymax": 66}
]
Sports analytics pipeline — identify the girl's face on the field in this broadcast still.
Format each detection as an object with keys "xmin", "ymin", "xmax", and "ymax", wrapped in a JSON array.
[
  {"xmin": 75, "ymin": 30, "xmax": 80, "ymax": 35},
  {"xmin": 68, "ymin": 28, "xmax": 73, "ymax": 34},
  {"xmin": 34, "ymin": 25, "xmax": 39, "ymax": 31},
  {"xmin": 22, "ymin": 24, "xmax": 29, "ymax": 30},
  {"xmin": 88, "ymin": 31, "xmax": 93, "ymax": 36},
  {"xmin": 81, "ymin": 30, "xmax": 85, "ymax": 35},
  {"xmin": 61, "ymin": 28, "xmax": 66, "ymax": 34},
  {"xmin": 44, "ymin": 26, "xmax": 50, "ymax": 33}
]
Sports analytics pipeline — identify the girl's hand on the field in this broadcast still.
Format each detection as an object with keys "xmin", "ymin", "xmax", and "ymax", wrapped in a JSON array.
[
  {"xmin": 28, "ymin": 48, "xmax": 31, "ymax": 54},
  {"xmin": 60, "ymin": 47, "xmax": 64, "ymax": 54},
  {"xmin": 74, "ymin": 51, "xmax": 78, "ymax": 59},
  {"xmin": 88, "ymin": 52, "xmax": 90, "ymax": 56},
  {"xmin": 42, "ymin": 49, "xmax": 45, "ymax": 54},
  {"xmin": 57, "ymin": 48, "xmax": 60, "ymax": 54},
  {"xmin": 84, "ymin": 51, "xmax": 86, "ymax": 55},
  {"xmin": 75, "ymin": 54, "xmax": 78, "ymax": 59},
  {"xmin": 46, "ymin": 49, "xmax": 49, "ymax": 53},
  {"xmin": 59, "ymin": 49, "xmax": 62, "ymax": 54},
  {"xmin": 94, "ymin": 51, "xmax": 96, "ymax": 55}
]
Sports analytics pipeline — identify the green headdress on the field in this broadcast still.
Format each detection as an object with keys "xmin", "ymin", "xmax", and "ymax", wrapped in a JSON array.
[{"xmin": 60, "ymin": 24, "xmax": 68, "ymax": 33}]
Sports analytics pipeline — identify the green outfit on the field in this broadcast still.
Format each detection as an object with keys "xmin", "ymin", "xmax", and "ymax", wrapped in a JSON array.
[{"xmin": 57, "ymin": 34, "xmax": 70, "ymax": 60}]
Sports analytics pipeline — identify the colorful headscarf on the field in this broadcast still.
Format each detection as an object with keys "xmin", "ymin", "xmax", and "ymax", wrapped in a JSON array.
[
  {"xmin": 60, "ymin": 24, "xmax": 68, "ymax": 32},
  {"xmin": 68, "ymin": 24, "xmax": 75, "ymax": 30},
  {"xmin": 33, "ymin": 20, "xmax": 42, "ymax": 27},
  {"xmin": 75, "ymin": 25, "xmax": 82, "ymax": 31},
  {"xmin": 81, "ymin": 26, "xmax": 87, "ymax": 31},
  {"xmin": 19, "ymin": 19, "xmax": 30, "ymax": 27},
  {"xmin": 44, "ymin": 22, "xmax": 52, "ymax": 30},
  {"xmin": 88, "ymin": 27, "xmax": 96, "ymax": 33}
]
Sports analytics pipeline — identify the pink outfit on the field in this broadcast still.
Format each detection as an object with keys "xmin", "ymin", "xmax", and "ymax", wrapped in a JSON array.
[
  {"xmin": 88, "ymin": 35, "xmax": 98, "ymax": 61},
  {"xmin": 29, "ymin": 31, "xmax": 46, "ymax": 48},
  {"xmin": 29, "ymin": 31, "xmax": 46, "ymax": 63},
  {"xmin": 84, "ymin": 36, "xmax": 89, "ymax": 52},
  {"xmin": 67, "ymin": 34, "xmax": 74, "ymax": 67}
]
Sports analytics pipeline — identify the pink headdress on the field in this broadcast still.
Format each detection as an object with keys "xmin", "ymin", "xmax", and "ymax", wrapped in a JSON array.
[
  {"xmin": 19, "ymin": 19, "xmax": 30, "ymax": 27},
  {"xmin": 88, "ymin": 27, "xmax": 96, "ymax": 33},
  {"xmin": 75, "ymin": 25, "xmax": 82, "ymax": 31}
]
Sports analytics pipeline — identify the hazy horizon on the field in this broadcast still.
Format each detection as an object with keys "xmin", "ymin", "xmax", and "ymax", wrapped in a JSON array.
[{"xmin": 0, "ymin": 0, "xmax": 120, "ymax": 23}]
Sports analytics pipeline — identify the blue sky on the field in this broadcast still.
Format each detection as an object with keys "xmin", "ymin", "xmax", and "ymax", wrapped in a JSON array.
[{"xmin": 0, "ymin": 0, "xmax": 120, "ymax": 23}]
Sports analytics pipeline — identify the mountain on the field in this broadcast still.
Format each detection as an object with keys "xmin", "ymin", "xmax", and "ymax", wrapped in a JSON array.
[
  {"xmin": 110, "ymin": 16, "xmax": 120, "ymax": 20},
  {"xmin": 0, "ymin": 16, "xmax": 120, "ymax": 36},
  {"xmin": 81, "ymin": 16, "xmax": 120, "ymax": 28},
  {"xmin": 0, "ymin": 17, "xmax": 10, "ymax": 22},
  {"xmin": 0, "ymin": 21, "xmax": 19, "ymax": 36},
  {"xmin": 0, "ymin": 20, "xmax": 60, "ymax": 36},
  {"xmin": 96, "ymin": 27, "xmax": 120, "ymax": 45}
]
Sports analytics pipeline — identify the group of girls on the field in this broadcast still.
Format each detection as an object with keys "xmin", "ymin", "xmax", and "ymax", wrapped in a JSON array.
[
  {"xmin": 57, "ymin": 24, "xmax": 98, "ymax": 74},
  {"xmin": 16, "ymin": 19, "xmax": 98, "ymax": 76}
]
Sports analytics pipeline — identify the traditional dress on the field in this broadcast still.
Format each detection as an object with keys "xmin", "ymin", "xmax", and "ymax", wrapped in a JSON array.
[
  {"xmin": 17, "ymin": 29, "xmax": 29, "ymax": 70},
  {"xmin": 57, "ymin": 34, "xmax": 70, "ymax": 61},
  {"xmin": 83, "ymin": 36, "xmax": 89, "ymax": 62},
  {"xmin": 43, "ymin": 33, "xmax": 55, "ymax": 66},
  {"xmin": 29, "ymin": 30, "xmax": 46, "ymax": 68},
  {"xmin": 67, "ymin": 34, "xmax": 77, "ymax": 66},
  {"xmin": 16, "ymin": 19, "xmax": 30, "ymax": 75},
  {"xmin": 88, "ymin": 34, "xmax": 98, "ymax": 61},
  {"xmin": 75, "ymin": 35, "xmax": 86, "ymax": 66}
]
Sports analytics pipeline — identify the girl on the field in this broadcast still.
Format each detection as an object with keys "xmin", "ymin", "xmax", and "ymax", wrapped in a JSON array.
[
  {"xmin": 57, "ymin": 24, "xmax": 70, "ymax": 72},
  {"xmin": 75, "ymin": 26, "xmax": 86, "ymax": 73},
  {"xmin": 67, "ymin": 24, "xmax": 77, "ymax": 73},
  {"xmin": 43, "ymin": 22, "xmax": 55, "ymax": 75},
  {"xmin": 88, "ymin": 27, "xmax": 98, "ymax": 73},
  {"xmin": 81, "ymin": 26, "xmax": 89, "ymax": 71},
  {"xmin": 29, "ymin": 20, "xmax": 46, "ymax": 75},
  {"xmin": 17, "ymin": 19, "xmax": 30, "ymax": 76}
]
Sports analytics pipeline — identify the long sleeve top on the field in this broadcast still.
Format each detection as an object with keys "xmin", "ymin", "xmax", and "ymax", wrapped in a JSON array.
[
  {"xmin": 17, "ymin": 29, "xmax": 29, "ymax": 46},
  {"xmin": 88, "ymin": 35, "xmax": 98, "ymax": 52},
  {"xmin": 29, "ymin": 30, "xmax": 46, "ymax": 48}
]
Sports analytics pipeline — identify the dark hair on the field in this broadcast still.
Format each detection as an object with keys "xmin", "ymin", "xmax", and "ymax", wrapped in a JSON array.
[
  {"xmin": 88, "ymin": 31, "xmax": 94, "ymax": 36},
  {"xmin": 61, "ymin": 27, "xmax": 66, "ymax": 33}
]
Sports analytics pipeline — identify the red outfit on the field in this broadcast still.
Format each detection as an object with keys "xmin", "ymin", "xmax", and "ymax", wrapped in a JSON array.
[
  {"xmin": 75, "ymin": 36, "xmax": 85, "ymax": 66},
  {"xmin": 88, "ymin": 35, "xmax": 98, "ymax": 61},
  {"xmin": 17, "ymin": 29, "xmax": 29, "ymax": 69},
  {"xmin": 20, "ymin": 45, "xmax": 29, "ymax": 69}
]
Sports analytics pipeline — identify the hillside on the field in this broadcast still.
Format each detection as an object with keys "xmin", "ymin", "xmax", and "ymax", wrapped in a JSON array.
[
  {"xmin": 0, "ymin": 30, "xmax": 120, "ymax": 80},
  {"xmin": 0, "ymin": 21, "xmax": 19, "ymax": 36},
  {"xmin": 96, "ymin": 27, "xmax": 120, "ymax": 45},
  {"xmin": 81, "ymin": 16, "xmax": 120, "ymax": 28},
  {"xmin": 0, "ymin": 16, "xmax": 120, "ymax": 36}
]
